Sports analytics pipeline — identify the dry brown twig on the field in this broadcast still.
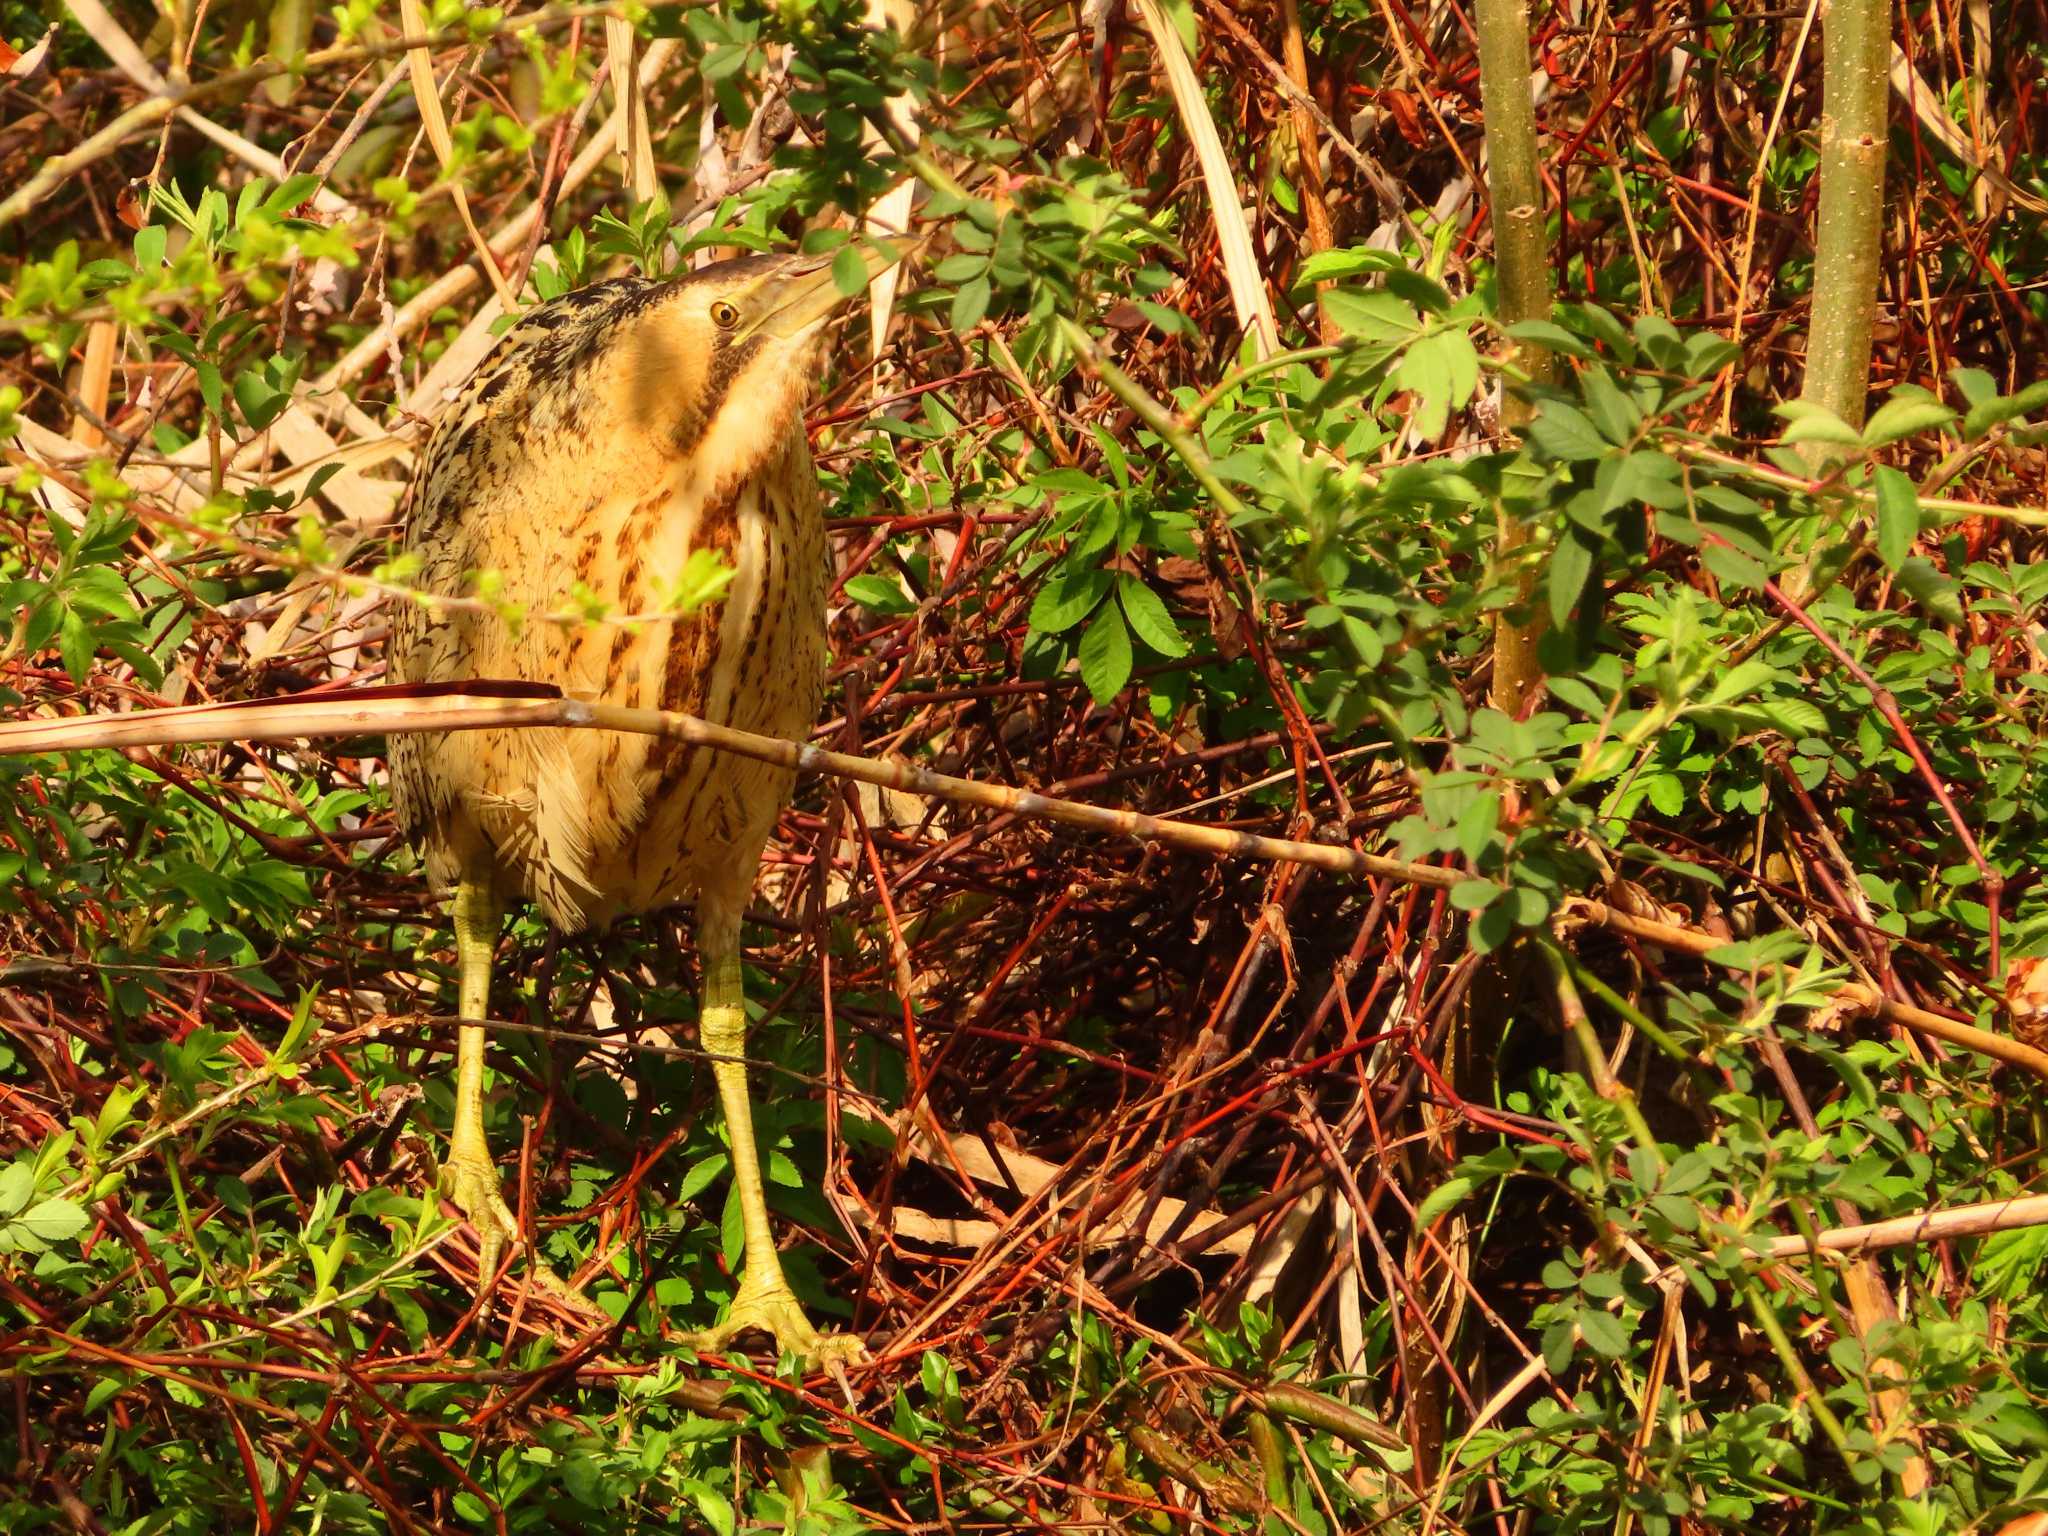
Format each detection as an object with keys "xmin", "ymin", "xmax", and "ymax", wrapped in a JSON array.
[{"xmin": 3, "ymin": 686, "xmax": 2043, "ymax": 1084}]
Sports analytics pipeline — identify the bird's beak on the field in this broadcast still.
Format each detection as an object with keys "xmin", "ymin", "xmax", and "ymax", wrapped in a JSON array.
[{"xmin": 754, "ymin": 237, "xmax": 919, "ymax": 341}]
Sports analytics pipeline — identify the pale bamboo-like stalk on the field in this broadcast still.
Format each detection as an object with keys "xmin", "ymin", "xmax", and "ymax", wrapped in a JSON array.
[
  {"xmin": 1473, "ymin": 0, "xmax": 1556, "ymax": 717},
  {"xmin": 1797, "ymin": 0, "xmax": 1891, "ymax": 441}
]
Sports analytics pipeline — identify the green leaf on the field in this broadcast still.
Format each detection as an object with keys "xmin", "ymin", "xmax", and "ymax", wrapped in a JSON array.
[
  {"xmin": 1577, "ymin": 1307, "xmax": 1632, "ymax": 1358},
  {"xmin": 1028, "ymin": 567, "xmax": 1112, "ymax": 634},
  {"xmin": 1383, "ymin": 269, "xmax": 1452, "ymax": 314},
  {"xmin": 1503, "ymin": 320, "xmax": 1595, "ymax": 359},
  {"xmin": 0, "ymin": 1163, "xmax": 31, "ymax": 1218},
  {"xmin": 84, "ymin": 1374, "xmax": 129, "ymax": 1416},
  {"xmin": 687, "ymin": 1483, "xmax": 736, "ymax": 1536},
  {"xmin": 1961, "ymin": 378, "xmax": 2048, "ymax": 439},
  {"xmin": 830, "ymin": 243, "xmax": 870, "ymax": 298},
  {"xmin": 1528, "ymin": 402, "xmax": 1609, "ymax": 461},
  {"xmin": 949, "ymin": 274, "xmax": 991, "ymax": 332},
  {"xmin": 842, "ymin": 573, "xmax": 915, "ymax": 615},
  {"xmin": 1395, "ymin": 333, "xmax": 1454, "ymax": 441},
  {"xmin": 1548, "ymin": 532, "xmax": 1596, "ymax": 626},
  {"xmin": 1296, "ymin": 249, "xmax": 1388, "ymax": 284},
  {"xmin": 1322, "ymin": 288, "xmax": 1420, "ymax": 345},
  {"xmin": 562, "ymin": 1451, "xmax": 604, "ymax": 1508},
  {"xmin": 1775, "ymin": 402, "xmax": 1861, "ymax": 447},
  {"xmin": 1117, "ymin": 576, "xmax": 1188, "ymax": 657},
  {"xmin": 1597, "ymin": 450, "xmax": 1685, "ymax": 513},
  {"xmin": 674, "ymin": 1153, "xmax": 728, "ymax": 1206},
  {"xmin": 1756, "ymin": 697, "xmax": 1828, "ymax": 737},
  {"xmin": 14, "ymin": 1198, "xmax": 88, "ymax": 1246},
  {"xmin": 1413, "ymin": 1174, "xmax": 1477, "ymax": 1228},
  {"xmin": 233, "ymin": 367, "xmax": 289, "ymax": 431},
  {"xmin": 1078, "ymin": 606, "xmax": 1133, "ymax": 704},
  {"xmin": 194, "ymin": 359, "xmax": 224, "ymax": 420},
  {"xmin": 1450, "ymin": 879, "xmax": 1501, "ymax": 912},
  {"xmin": 57, "ymin": 607, "xmax": 94, "ymax": 684},
  {"xmin": 1701, "ymin": 541, "xmax": 1767, "ymax": 591},
  {"xmin": 1440, "ymin": 328, "xmax": 1481, "ymax": 409},
  {"xmin": 1582, "ymin": 367, "xmax": 1641, "ymax": 445},
  {"xmin": 1861, "ymin": 395, "xmax": 1956, "ymax": 447},
  {"xmin": 1895, "ymin": 556, "xmax": 1962, "ymax": 624},
  {"xmin": 720, "ymin": 1185, "xmax": 744, "ymax": 1268},
  {"xmin": 1872, "ymin": 465, "xmax": 1918, "ymax": 570}
]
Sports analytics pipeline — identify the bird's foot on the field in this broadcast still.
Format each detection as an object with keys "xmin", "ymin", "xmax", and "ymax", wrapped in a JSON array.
[
  {"xmin": 690, "ymin": 1276, "xmax": 867, "ymax": 1369},
  {"xmin": 439, "ymin": 1150, "xmax": 602, "ymax": 1322}
]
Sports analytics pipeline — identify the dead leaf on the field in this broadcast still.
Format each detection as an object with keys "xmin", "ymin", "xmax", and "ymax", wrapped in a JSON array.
[
  {"xmin": 4, "ymin": 23, "xmax": 54, "ymax": 77},
  {"xmin": 2008, "ymin": 955, "xmax": 2048, "ymax": 1048}
]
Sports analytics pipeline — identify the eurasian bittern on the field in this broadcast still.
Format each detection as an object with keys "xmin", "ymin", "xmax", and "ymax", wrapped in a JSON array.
[{"xmin": 388, "ymin": 246, "xmax": 902, "ymax": 1364}]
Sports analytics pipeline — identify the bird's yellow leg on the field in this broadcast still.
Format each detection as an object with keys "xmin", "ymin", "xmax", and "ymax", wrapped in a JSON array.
[
  {"xmin": 442, "ymin": 877, "xmax": 526, "ymax": 1287},
  {"xmin": 689, "ymin": 912, "xmax": 865, "ymax": 1367},
  {"xmin": 436, "ymin": 883, "xmax": 606, "ymax": 1320}
]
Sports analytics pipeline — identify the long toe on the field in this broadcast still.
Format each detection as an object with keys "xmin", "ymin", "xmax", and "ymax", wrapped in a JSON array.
[
  {"xmin": 693, "ymin": 1284, "xmax": 867, "ymax": 1369},
  {"xmin": 439, "ymin": 1155, "xmax": 604, "ymax": 1322},
  {"xmin": 441, "ymin": 1151, "xmax": 520, "ymax": 1288}
]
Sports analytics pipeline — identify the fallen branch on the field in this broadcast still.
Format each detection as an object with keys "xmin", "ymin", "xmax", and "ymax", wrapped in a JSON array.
[{"xmin": 4, "ymin": 684, "xmax": 2043, "ymax": 1083}]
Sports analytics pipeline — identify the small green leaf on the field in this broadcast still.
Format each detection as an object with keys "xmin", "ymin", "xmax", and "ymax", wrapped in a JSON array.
[
  {"xmin": 1413, "ymin": 1174, "xmax": 1477, "ymax": 1228},
  {"xmin": 84, "ymin": 1374, "xmax": 129, "ymax": 1416},
  {"xmin": 1701, "ymin": 541, "xmax": 1767, "ymax": 591},
  {"xmin": 687, "ymin": 1482, "xmax": 736, "ymax": 1536},
  {"xmin": 57, "ymin": 607, "xmax": 94, "ymax": 684},
  {"xmin": 1872, "ymin": 466, "xmax": 1918, "ymax": 570},
  {"xmin": 0, "ymin": 1163, "xmax": 32, "ymax": 1218},
  {"xmin": 674, "ymin": 1153, "xmax": 728, "ymax": 1206},
  {"xmin": 1961, "ymin": 378, "xmax": 2048, "ymax": 439},
  {"xmin": 1078, "ymin": 606, "xmax": 1133, "ymax": 705},
  {"xmin": 949, "ymin": 274, "xmax": 991, "ymax": 332},
  {"xmin": 1117, "ymin": 575, "xmax": 1188, "ymax": 657},
  {"xmin": 1582, "ymin": 367, "xmax": 1641, "ymax": 445},
  {"xmin": 1895, "ymin": 556, "xmax": 1962, "ymax": 624},
  {"xmin": 1296, "ymin": 249, "xmax": 1388, "ymax": 284},
  {"xmin": 233, "ymin": 368, "xmax": 287, "ymax": 430},
  {"xmin": 1548, "ymin": 532, "xmax": 1596, "ymax": 626},
  {"xmin": 830, "ymin": 243, "xmax": 870, "ymax": 299},
  {"xmin": 195, "ymin": 359, "xmax": 224, "ymax": 420},
  {"xmin": 1450, "ymin": 879, "xmax": 1501, "ymax": 912},
  {"xmin": 1394, "ymin": 332, "xmax": 1454, "ymax": 441},
  {"xmin": 1529, "ymin": 402, "xmax": 1609, "ymax": 461},
  {"xmin": 1503, "ymin": 320, "xmax": 1595, "ymax": 359},
  {"xmin": 15, "ymin": 1197, "xmax": 88, "ymax": 1246},
  {"xmin": 1322, "ymin": 288, "xmax": 1420, "ymax": 345},
  {"xmin": 1775, "ymin": 402, "xmax": 1861, "ymax": 447},
  {"xmin": 842, "ymin": 573, "xmax": 915, "ymax": 615},
  {"xmin": 1577, "ymin": 1307, "xmax": 1632, "ymax": 1357},
  {"xmin": 1028, "ymin": 567, "xmax": 1111, "ymax": 634},
  {"xmin": 1861, "ymin": 395, "xmax": 1956, "ymax": 447}
]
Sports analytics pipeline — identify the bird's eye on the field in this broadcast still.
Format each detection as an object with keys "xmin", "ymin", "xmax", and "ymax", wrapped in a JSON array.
[{"xmin": 709, "ymin": 300, "xmax": 740, "ymax": 329}]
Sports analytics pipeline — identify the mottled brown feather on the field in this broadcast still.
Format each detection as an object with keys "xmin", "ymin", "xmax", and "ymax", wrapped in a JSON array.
[{"xmin": 388, "ymin": 266, "xmax": 830, "ymax": 934}]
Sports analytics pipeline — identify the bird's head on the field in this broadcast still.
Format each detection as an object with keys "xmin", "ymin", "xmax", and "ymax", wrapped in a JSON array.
[{"xmin": 617, "ymin": 243, "xmax": 912, "ymax": 477}]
